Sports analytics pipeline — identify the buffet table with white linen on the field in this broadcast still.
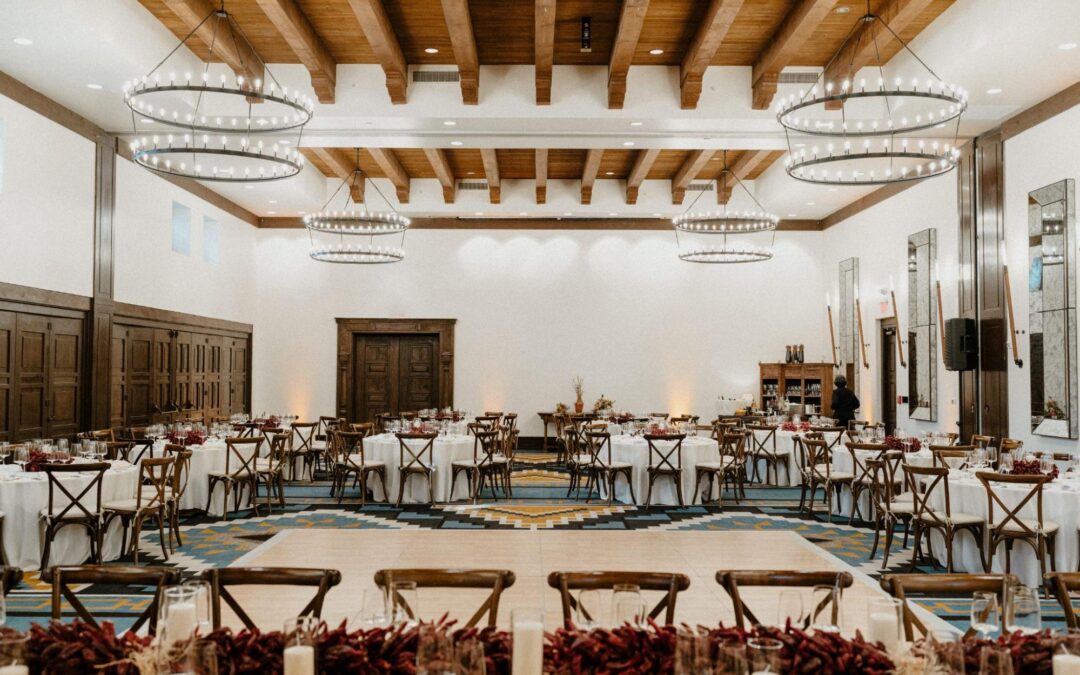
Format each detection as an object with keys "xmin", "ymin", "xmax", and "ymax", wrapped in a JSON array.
[
  {"xmin": 0, "ymin": 460, "xmax": 139, "ymax": 570},
  {"xmin": 361, "ymin": 433, "xmax": 475, "ymax": 503},
  {"xmin": 601, "ymin": 434, "xmax": 720, "ymax": 505}
]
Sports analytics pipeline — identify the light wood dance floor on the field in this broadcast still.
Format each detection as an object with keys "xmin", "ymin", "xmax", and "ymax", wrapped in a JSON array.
[{"xmin": 226, "ymin": 528, "xmax": 944, "ymax": 632}]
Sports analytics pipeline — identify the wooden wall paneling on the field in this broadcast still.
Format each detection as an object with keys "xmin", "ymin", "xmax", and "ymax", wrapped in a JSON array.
[
  {"xmin": 191, "ymin": 333, "xmax": 208, "ymax": 413},
  {"xmin": 957, "ymin": 141, "xmax": 977, "ymax": 439},
  {"xmin": 89, "ymin": 135, "xmax": 116, "ymax": 431},
  {"xmin": 0, "ymin": 312, "xmax": 12, "ymax": 442},
  {"xmin": 206, "ymin": 334, "xmax": 223, "ymax": 419},
  {"xmin": 975, "ymin": 132, "xmax": 1008, "ymax": 440},
  {"xmin": 14, "ymin": 314, "xmax": 48, "ymax": 440},
  {"xmin": 152, "ymin": 329, "xmax": 174, "ymax": 422},
  {"xmin": 47, "ymin": 316, "xmax": 83, "ymax": 438},
  {"xmin": 174, "ymin": 331, "xmax": 193, "ymax": 410}
]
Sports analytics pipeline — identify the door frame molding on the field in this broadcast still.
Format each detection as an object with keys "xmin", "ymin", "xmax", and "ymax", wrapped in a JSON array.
[{"xmin": 335, "ymin": 318, "xmax": 456, "ymax": 421}]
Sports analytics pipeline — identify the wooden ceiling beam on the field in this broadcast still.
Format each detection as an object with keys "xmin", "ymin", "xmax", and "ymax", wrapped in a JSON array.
[
  {"xmin": 535, "ymin": 148, "xmax": 548, "ymax": 203},
  {"xmin": 751, "ymin": 0, "xmax": 839, "ymax": 110},
  {"xmin": 680, "ymin": 0, "xmax": 744, "ymax": 109},
  {"xmin": 625, "ymin": 148, "xmax": 660, "ymax": 204},
  {"xmin": 607, "ymin": 0, "xmax": 650, "ymax": 109},
  {"xmin": 345, "ymin": 0, "xmax": 409, "ymax": 104},
  {"xmin": 821, "ymin": 0, "xmax": 935, "ymax": 110},
  {"xmin": 254, "ymin": 0, "xmax": 337, "ymax": 103},
  {"xmin": 259, "ymin": 216, "xmax": 822, "ymax": 231},
  {"xmin": 440, "ymin": 0, "xmax": 480, "ymax": 105},
  {"xmin": 671, "ymin": 149, "xmax": 715, "ymax": 204},
  {"xmin": 535, "ymin": 0, "xmax": 556, "ymax": 105},
  {"xmin": 480, "ymin": 148, "xmax": 501, "ymax": 203},
  {"xmin": 581, "ymin": 149, "xmax": 604, "ymax": 204},
  {"xmin": 162, "ymin": 0, "xmax": 264, "ymax": 86},
  {"xmin": 717, "ymin": 150, "xmax": 773, "ymax": 204},
  {"xmin": 424, "ymin": 148, "xmax": 456, "ymax": 203},
  {"xmin": 367, "ymin": 148, "xmax": 410, "ymax": 203},
  {"xmin": 308, "ymin": 148, "xmax": 363, "ymax": 203}
]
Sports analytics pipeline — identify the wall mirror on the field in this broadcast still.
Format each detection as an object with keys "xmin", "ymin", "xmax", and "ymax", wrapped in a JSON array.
[
  {"xmin": 838, "ymin": 258, "xmax": 860, "ymax": 397},
  {"xmin": 1029, "ymin": 179, "xmax": 1077, "ymax": 438},
  {"xmin": 907, "ymin": 229, "xmax": 937, "ymax": 421}
]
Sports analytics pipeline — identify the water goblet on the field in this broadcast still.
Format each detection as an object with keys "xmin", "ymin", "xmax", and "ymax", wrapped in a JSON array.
[
  {"xmin": 979, "ymin": 645, "xmax": 1014, "ymax": 675},
  {"xmin": 747, "ymin": 637, "xmax": 783, "ymax": 673},
  {"xmin": 809, "ymin": 585, "xmax": 842, "ymax": 633},
  {"xmin": 776, "ymin": 590, "xmax": 805, "ymax": 629},
  {"xmin": 1005, "ymin": 585, "xmax": 1041, "ymax": 634},
  {"xmin": 575, "ymin": 589, "xmax": 602, "ymax": 630},
  {"xmin": 610, "ymin": 584, "xmax": 643, "ymax": 627},
  {"xmin": 390, "ymin": 580, "xmax": 419, "ymax": 625},
  {"xmin": 970, "ymin": 591, "xmax": 999, "ymax": 638}
]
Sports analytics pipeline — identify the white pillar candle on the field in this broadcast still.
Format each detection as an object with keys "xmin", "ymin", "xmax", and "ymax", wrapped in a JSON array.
[
  {"xmin": 1054, "ymin": 654, "xmax": 1080, "ymax": 675},
  {"xmin": 283, "ymin": 645, "xmax": 315, "ymax": 675},
  {"xmin": 511, "ymin": 619, "xmax": 544, "ymax": 675},
  {"xmin": 0, "ymin": 666, "xmax": 29, "ymax": 675},
  {"xmin": 866, "ymin": 611, "xmax": 900, "ymax": 651},
  {"xmin": 165, "ymin": 601, "xmax": 197, "ymax": 645}
]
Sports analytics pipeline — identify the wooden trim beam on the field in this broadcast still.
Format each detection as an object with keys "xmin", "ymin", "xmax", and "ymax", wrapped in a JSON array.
[
  {"xmin": 821, "ymin": 179, "xmax": 917, "ymax": 229},
  {"xmin": 535, "ymin": 148, "xmax": 548, "ymax": 203},
  {"xmin": 480, "ymin": 148, "xmax": 501, "ymax": 203},
  {"xmin": 346, "ymin": 0, "xmax": 409, "ymax": 104},
  {"xmin": 718, "ymin": 150, "xmax": 773, "ymax": 204},
  {"xmin": 680, "ymin": 0, "xmax": 744, "ymax": 109},
  {"xmin": 162, "ymin": 0, "xmax": 264, "ymax": 86},
  {"xmin": 0, "ymin": 281, "xmax": 92, "ymax": 312},
  {"xmin": 581, "ymin": 149, "xmax": 604, "ymax": 204},
  {"xmin": 308, "ymin": 148, "xmax": 364, "ymax": 203},
  {"xmin": 440, "ymin": 0, "xmax": 480, "ymax": 105},
  {"xmin": 254, "ymin": 0, "xmax": 338, "ymax": 104},
  {"xmin": 259, "ymin": 216, "xmax": 822, "ymax": 231},
  {"xmin": 535, "ymin": 0, "xmax": 556, "ymax": 104},
  {"xmin": 626, "ymin": 148, "xmax": 660, "ymax": 204},
  {"xmin": 0, "ymin": 70, "xmax": 100, "ymax": 142},
  {"xmin": 608, "ymin": 0, "xmax": 651, "ymax": 109},
  {"xmin": 751, "ymin": 0, "xmax": 838, "ymax": 110},
  {"xmin": 113, "ymin": 301, "xmax": 253, "ymax": 335},
  {"xmin": 1002, "ymin": 80, "xmax": 1080, "ymax": 141},
  {"xmin": 822, "ymin": 0, "xmax": 933, "ymax": 110},
  {"xmin": 367, "ymin": 148, "xmax": 411, "ymax": 203},
  {"xmin": 671, "ymin": 149, "xmax": 715, "ymax": 204},
  {"xmin": 424, "ymin": 148, "xmax": 456, "ymax": 203}
]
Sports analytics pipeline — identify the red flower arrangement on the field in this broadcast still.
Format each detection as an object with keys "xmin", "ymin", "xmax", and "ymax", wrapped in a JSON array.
[
  {"xmin": 781, "ymin": 421, "xmax": 812, "ymax": 433},
  {"xmin": 884, "ymin": 436, "xmax": 922, "ymax": 452},
  {"xmin": 167, "ymin": 430, "xmax": 207, "ymax": 447},
  {"xmin": 608, "ymin": 413, "xmax": 636, "ymax": 424},
  {"xmin": 433, "ymin": 412, "xmax": 463, "ymax": 422},
  {"xmin": 24, "ymin": 450, "xmax": 51, "ymax": 473},
  {"xmin": 1010, "ymin": 458, "xmax": 1059, "ymax": 480}
]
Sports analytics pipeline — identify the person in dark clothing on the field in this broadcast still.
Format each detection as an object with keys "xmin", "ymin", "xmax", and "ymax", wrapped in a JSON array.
[{"xmin": 830, "ymin": 374, "xmax": 860, "ymax": 427}]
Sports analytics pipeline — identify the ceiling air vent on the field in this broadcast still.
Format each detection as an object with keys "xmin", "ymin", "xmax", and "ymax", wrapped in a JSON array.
[
  {"xmin": 687, "ymin": 182, "xmax": 714, "ymax": 192},
  {"xmin": 412, "ymin": 70, "xmax": 461, "ymax": 83},
  {"xmin": 777, "ymin": 71, "xmax": 819, "ymax": 84},
  {"xmin": 458, "ymin": 180, "xmax": 489, "ymax": 190}
]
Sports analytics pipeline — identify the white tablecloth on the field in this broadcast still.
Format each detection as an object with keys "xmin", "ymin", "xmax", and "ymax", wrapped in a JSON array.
[
  {"xmin": 152, "ymin": 439, "xmax": 236, "ymax": 517},
  {"xmin": 828, "ymin": 449, "xmax": 935, "ymax": 516},
  {"xmin": 927, "ymin": 472, "xmax": 1080, "ymax": 586},
  {"xmin": 0, "ymin": 461, "xmax": 139, "ymax": 570},
  {"xmin": 600, "ymin": 435, "xmax": 720, "ymax": 505},
  {"xmin": 361, "ymin": 433, "xmax": 475, "ymax": 503}
]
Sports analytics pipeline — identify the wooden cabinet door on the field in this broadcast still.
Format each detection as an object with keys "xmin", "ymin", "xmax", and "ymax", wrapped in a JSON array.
[
  {"xmin": 226, "ymin": 338, "xmax": 248, "ymax": 415},
  {"xmin": 110, "ymin": 326, "xmax": 128, "ymax": 428},
  {"xmin": 397, "ymin": 335, "xmax": 438, "ymax": 413},
  {"xmin": 47, "ymin": 316, "xmax": 82, "ymax": 438},
  {"xmin": 353, "ymin": 335, "xmax": 395, "ymax": 423},
  {"xmin": 191, "ymin": 334, "xmax": 208, "ymax": 412},
  {"xmin": 13, "ymin": 314, "xmax": 48, "ymax": 440},
  {"xmin": 205, "ymin": 335, "xmax": 222, "ymax": 419},
  {"xmin": 152, "ymin": 329, "xmax": 173, "ymax": 420},
  {"xmin": 174, "ymin": 331, "xmax": 193, "ymax": 408},
  {"xmin": 0, "ymin": 312, "xmax": 14, "ymax": 442},
  {"xmin": 124, "ymin": 326, "xmax": 154, "ymax": 426}
]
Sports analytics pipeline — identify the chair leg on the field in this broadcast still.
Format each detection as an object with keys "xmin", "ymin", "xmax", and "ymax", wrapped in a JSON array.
[
  {"xmin": 377, "ymin": 469, "xmax": 389, "ymax": 505},
  {"xmin": 881, "ymin": 520, "xmax": 897, "ymax": 570},
  {"xmin": 644, "ymin": 474, "xmax": 654, "ymax": 507},
  {"xmin": 908, "ymin": 524, "xmax": 924, "ymax": 572},
  {"xmin": 428, "ymin": 471, "xmax": 435, "ymax": 506},
  {"xmin": 674, "ymin": 474, "xmax": 685, "ymax": 507},
  {"xmin": 395, "ymin": 472, "xmax": 407, "ymax": 507},
  {"xmin": 869, "ymin": 514, "xmax": 882, "ymax": 561},
  {"xmin": 156, "ymin": 509, "xmax": 169, "ymax": 561},
  {"xmin": 691, "ymin": 472, "xmax": 702, "ymax": 505},
  {"xmin": 39, "ymin": 522, "xmax": 54, "ymax": 573}
]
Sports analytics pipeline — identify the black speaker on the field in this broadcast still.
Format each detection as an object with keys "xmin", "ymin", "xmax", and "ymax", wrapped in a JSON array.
[{"xmin": 944, "ymin": 318, "xmax": 977, "ymax": 371}]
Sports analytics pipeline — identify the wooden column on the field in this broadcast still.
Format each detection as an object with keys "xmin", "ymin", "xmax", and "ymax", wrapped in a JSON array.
[{"xmin": 89, "ymin": 135, "xmax": 116, "ymax": 429}]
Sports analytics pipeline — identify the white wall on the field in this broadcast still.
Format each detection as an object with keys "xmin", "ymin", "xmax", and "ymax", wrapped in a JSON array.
[
  {"xmin": 821, "ymin": 174, "xmax": 961, "ymax": 435},
  {"xmin": 252, "ymin": 229, "xmax": 827, "ymax": 436},
  {"xmin": 1004, "ymin": 104, "xmax": 1080, "ymax": 454},
  {"xmin": 0, "ymin": 93, "xmax": 95, "ymax": 296},
  {"xmin": 113, "ymin": 158, "xmax": 256, "ymax": 324}
]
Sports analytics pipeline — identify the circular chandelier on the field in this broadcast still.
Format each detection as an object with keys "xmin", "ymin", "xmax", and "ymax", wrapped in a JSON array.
[
  {"xmin": 306, "ymin": 155, "xmax": 410, "ymax": 265},
  {"xmin": 124, "ymin": 5, "xmax": 312, "ymax": 183},
  {"xmin": 777, "ymin": 2, "xmax": 966, "ymax": 186},
  {"xmin": 673, "ymin": 156, "xmax": 778, "ymax": 264}
]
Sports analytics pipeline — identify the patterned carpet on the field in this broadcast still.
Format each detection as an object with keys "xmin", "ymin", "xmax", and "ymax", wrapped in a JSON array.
[{"xmin": 4, "ymin": 451, "xmax": 1067, "ymax": 633}]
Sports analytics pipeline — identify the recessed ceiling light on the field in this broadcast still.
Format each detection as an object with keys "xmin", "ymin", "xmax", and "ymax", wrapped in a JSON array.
[
  {"xmin": 834, "ymin": 5, "xmax": 851, "ymax": 13},
  {"xmin": 443, "ymin": 120, "xmax": 456, "ymax": 126},
  {"xmin": 1058, "ymin": 42, "xmax": 1078, "ymax": 50},
  {"xmin": 466, "ymin": 171, "xmax": 475, "ymax": 175},
  {"xmin": 474, "ymin": 211, "xmax": 484, "ymax": 216},
  {"xmin": 986, "ymin": 87, "xmax": 1002, "ymax": 95},
  {"xmin": 267, "ymin": 211, "xmax": 277, "ymax": 215},
  {"xmin": 805, "ymin": 201, "xmax": 815, "ymax": 206},
  {"xmin": 622, "ymin": 141, "xmax": 635, "ymax": 147},
  {"xmin": 140, "ymin": 118, "xmax": 155, "ymax": 124},
  {"xmin": 787, "ymin": 213, "xmax": 797, "ymax": 217},
  {"xmin": 12, "ymin": 38, "xmax": 32, "ymax": 46},
  {"xmin": 630, "ymin": 121, "xmax": 643, "ymax": 127},
  {"xmin": 450, "ymin": 140, "xmax": 463, "ymax": 146},
  {"xmin": 244, "ymin": 185, "xmax": 254, "ymax": 190},
  {"xmin": 608, "ymin": 212, "xmax": 617, "ymax": 216},
  {"xmin": 649, "ymin": 48, "xmax": 664, "ymax": 55},
  {"xmin": 563, "ymin": 212, "xmax": 572, "ymax": 216},
  {"xmin": 605, "ymin": 171, "xmax": 614, "ymax": 175},
  {"xmin": 425, "ymin": 47, "xmax": 439, "ymax": 54},
  {"xmin": 711, "ymin": 156, "xmax": 721, "ymax": 161},
  {"xmin": 86, "ymin": 83, "xmax": 102, "ymax": 90},
  {"xmin": 269, "ymin": 199, "xmax": 278, "ymax": 204}
]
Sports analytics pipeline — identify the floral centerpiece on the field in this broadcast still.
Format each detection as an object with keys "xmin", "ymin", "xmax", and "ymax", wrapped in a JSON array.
[
  {"xmin": 167, "ymin": 430, "xmax": 207, "ymax": 447},
  {"xmin": 884, "ymin": 435, "xmax": 921, "ymax": 452},
  {"xmin": 781, "ymin": 421, "xmax": 812, "ymax": 433},
  {"xmin": 591, "ymin": 395, "xmax": 614, "ymax": 416},
  {"xmin": 572, "ymin": 376, "xmax": 585, "ymax": 413},
  {"xmin": 24, "ymin": 449, "xmax": 51, "ymax": 473},
  {"xmin": 554, "ymin": 402, "xmax": 568, "ymax": 415},
  {"xmin": 1010, "ymin": 458, "xmax": 1059, "ymax": 480},
  {"xmin": 607, "ymin": 412, "xmax": 635, "ymax": 424},
  {"xmin": 254, "ymin": 415, "xmax": 280, "ymax": 430},
  {"xmin": 433, "ymin": 411, "xmax": 463, "ymax": 422}
]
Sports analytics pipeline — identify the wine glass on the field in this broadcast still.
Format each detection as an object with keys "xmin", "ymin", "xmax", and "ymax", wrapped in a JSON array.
[
  {"xmin": 13, "ymin": 447, "xmax": 28, "ymax": 472},
  {"xmin": 390, "ymin": 580, "xmax": 419, "ymax": 625},
  {"xmin": 776, "ymin": 590, "xmax": 805, "ymax": 629},
  {"xmin": 576, "ymin": 590, "xmax": 602, "ymax": 630},
  {"xmin": 979, "ymin": 646, "xmax": 1014, "ymax": 675},
  {"xmin": 1006, "ymin": 585, "xmax": 1041, "ymax": 634},
  {"xmin": 809, "ymin": 585, "xmax": 842, "ymax": 633},
  {"xmin": 610, "ymin": 584, "xmax": 643, "ymax": 627},
  {"xmin": 354, "ymin": 588, "xmax": 389, "ymax": 629},
  {"xmin": 970, "ymin": 591, "xmax": 999, "ymax": 638},
  {"xmin": 1000, "ymin": 452, "xmax": 1014, "ymax": 473}
]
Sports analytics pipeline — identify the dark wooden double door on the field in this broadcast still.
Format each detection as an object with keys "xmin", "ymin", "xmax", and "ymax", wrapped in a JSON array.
[
  {"xmin": 352, "ymin": 334, "xmax": 438, "ymax": 423},
  {"xmin": 0, "ymin": 310, "xmax": 83, "ymax": 442},
  {"xmin": 111, "ymin": 324, "xmax": 249, "ymax": 427}
]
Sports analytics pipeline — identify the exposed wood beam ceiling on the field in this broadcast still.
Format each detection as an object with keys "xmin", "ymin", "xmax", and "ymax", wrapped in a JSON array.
[
  {"xmin": 608, "ymin": 0, "xmax": 650, "ymax": 109},
  {"xmin": 161, "ymin": 0, "xmax": 264, "ymax": 86},
  {"xmin": 671, "ymin": 149, "xmax": 715, "ymax": 205},
  {"xmin": 626, "ymin": 149, "xmax": 660, "ymax": 204},
  {"xmin": 535, "ymin": 148, "xmax": 549, "ymax": 203},
  {"xmin": 367, "ymin": 147, "xmax": 411, "ymax": 202},
  {"xmin": 580, "ymin": 149, "xmax": 604, "ymax": 204},
  {"xmin": 344, "ymin": 0, "xmax": 409, "ymax": 103},
  {"xmin": 480, "ymin": 148, "xmax": 501, "ymax": 203},
  {"xmin": 306, "ymin": 147, "xmax": 364, "ymax": 203},
  {"xmin": 717, "ymin": 150, "xmax": 773, "ymax": 204},
  {"xmin": 680, "ymin": 0, "xmax": 744, "ymax": 110},
  {"xmin": 534, "ymin": 0, "xmax": 556, "ymax": 104},
  {"xmin": 253, "ymin": 0, "xmax": 337, "ymax": 103},
  {"xmin": 424, "ymin": 148, "xmax": 456, "ymax": 203},
  {"xmin": 440, "ymin": 0, "xmax": 480, "ymax": 104},
  {"xmin": 751, "ymin": 0, "xmax": 840, "ymax": 110}
]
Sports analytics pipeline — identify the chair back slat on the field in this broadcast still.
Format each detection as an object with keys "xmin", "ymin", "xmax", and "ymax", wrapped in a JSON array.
[
  {"xmin": 201, "ymin": 567, "xmax": 342, "ymax": 629},
  {"xmin": 881, "ymin": 573, "xmax": 1016, "ymax": 639},
  {"xmin": 716, "ymin": 570, "xmax": 853, "ymax": 629},
  {"xmin": 373, "ymin": 568, "xmax": 516, "ymax": 628},
  {"xmin": 396, "ymin": 432, "xmax": 437, "ymax": 471},
  {"xmin": 44, "ymin": 462, "xmax": 110, "ymax": 521},
  {"xmin": 547, "ymin": 571, "xmax": 691, "ymax": 626},
  {"xmin": 48, "ymin": 565, "xmax": 181, "ymax": 634},
  {"xmin": 224, "ymin": 437, "xmax": 261, "ymax": 477},
  {"xmin": 976, "ymin": 470, "xmax": 1051, "ymax": 538},
  {"xmin": 645, "ymin": 433, "xmax": 685, "ymax": 472},
  {"xmin": 1046, "ymin": 572, "xmax": 1080, "ymax": 629}
]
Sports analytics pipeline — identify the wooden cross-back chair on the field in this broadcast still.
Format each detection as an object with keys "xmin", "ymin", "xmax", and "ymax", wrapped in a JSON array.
[
  {"xmin": 200, "ymin": 567, "xmax": 342, "ymax": 630},
  {"xmin": 547, "ymin": 571, "xmax": 691, "ymax": 627},
  {"xmin": 206, "ymin": 437, "xmax": 262, "ymax": 519},
  {"xmin": 0, "ymin": 566, "xmax": 22, "ymax": 595},
  {"xmin": 745, "ymin": 424, "xmax": 779, "ymax": 484},
  {"xmin": 1045, "ymin": 572, "xmax": 1080, "ymax": 629},
  {"xmin": 904, "ymin": 464, "xmax": 987, "ymax": 573},
  {"xmin": 395, "ymin": 431, "xmax": 438, "ymax": 506},
  {"xmin": 162, "ymin": 444, "xmax": 192, "ymax": 551},
  {"xmin": 692, "ymin": 429, "xmax": 745, "ymax": 504},
  {"xmin": 350, "ymin": 422, "xmax": 375, "ymax": 436},
  {"xmin": 999, "ymin": 438, "xmax": 1024, "ymax": 455},
  {"xmin": 334, "ymin": 429, "xmax": 388, "ymax": 506},
  {"xmin": 976, "ymin": 471, "xmax": 1058, "ymax": 576},
  {"xmin": 932, "ymin": 445, "xmax": 976, "ymax": 469},
  {"xmin": 79, "ymin": 429, "xmax": 115, "ymax": 443},
  {"xmin": 971, "ymin": 434, "xmax": 995, "ymax": 450},
  {"xmin": 373, "ymin": 568, "xmax": 516, "ymax": 628},
  {"xmin": 716, "ymin": 570, "xmax": 853, "ymax": 630},
  {"xmin": 844, "ymin": 442, "xmax": 886, "ymax": 525},
  {"xmin": 644, "ymin": 433, "xmax": 686, "ymax": 506},
  {"xmin": 127, "ymin": 438, "xmax": 156, "ymax": 464},
  {"xmin": 255, "ymin": 432, "xmax": 289, "ymax": 512},
  {"xmin": 801, "ymin": 437, "xmax": 853, "ymax": 523},
  {"xmin": 101, "ymin": 440, "xmax": 134, "ymax": 463},
  {"xmin": 867, "ymin": 451, "xmax": 914, "ymax": 569},
  {"xmin": 40, "ymin": 462, "xmax": 109, "ymax": 572},
  {"xmin": 47, "ymin": 565, "xmax": 182, "ymax": 635},
  {"xmin": 881, "ymin": 573, "xmax": 1016, "ymax": 640},
  {"xmin": 103, "ymin": 456, "xmax": 173, "ymax": 563},
  {"xmin": 582, "ymin": 430, "xmax": 635, "ymax": 505},
  {"xmin": 288, "ymin": 422, "xmax": 319, "ymax": 481},
  {"xmin": 450, "ymin": 429, "xmax": 507, "ymax": 503}
]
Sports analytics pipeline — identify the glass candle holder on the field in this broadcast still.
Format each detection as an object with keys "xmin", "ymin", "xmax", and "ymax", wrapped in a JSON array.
[
  {"xmin": 282, "ymin": 616, "xmax": 318, "ymax": 675},
  {"xmin": 0, "ymin": 635, "xmax": 28, "ymax": 675}
]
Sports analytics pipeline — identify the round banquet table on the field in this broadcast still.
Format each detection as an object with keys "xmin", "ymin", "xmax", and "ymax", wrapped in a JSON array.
[
  {"xmin": 0, "ymin": 460, "xmax": 140, "ymax": 570},
  {"xmin": 361, "ymin": 433, "xmax": 475, "ymax": 503},
  {"xmin": 600, "ymin": 434, "xmax": 720, "ymax": 505},
  {"xmin": 152, "ymin": 439, "xmax": 233, "ymax": 517},
  {"xmin": 926, "ymin": 471, "xmax": 1080, "ymax": 587}
]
